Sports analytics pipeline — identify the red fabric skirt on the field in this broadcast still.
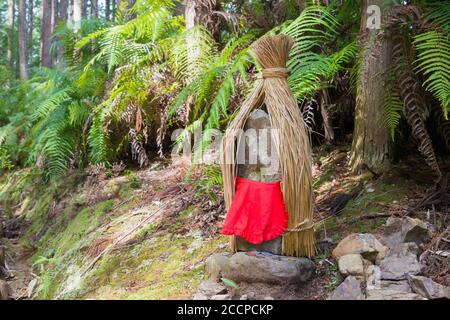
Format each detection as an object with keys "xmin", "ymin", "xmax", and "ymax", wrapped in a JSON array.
[{"xmin": 221, "ymin": 176, "xmax": 288, "ymax": 244}]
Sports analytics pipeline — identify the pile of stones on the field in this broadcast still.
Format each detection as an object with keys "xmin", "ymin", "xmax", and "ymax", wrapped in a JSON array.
[{"xmin": 328, "ymin": 217, "xmax": 450, "ymax": 300}]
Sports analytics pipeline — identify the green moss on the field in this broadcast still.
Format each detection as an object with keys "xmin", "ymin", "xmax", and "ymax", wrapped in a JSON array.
[
  {"xmin": 78, "ymin": 233, "xmax": 227, "ymax": 300},
  {"xmin": 319, "ymin": 179, "xmax": 410, "ymax": 243}
]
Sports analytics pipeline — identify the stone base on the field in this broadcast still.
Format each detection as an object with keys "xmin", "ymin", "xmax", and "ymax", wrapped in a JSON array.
[
  {"xmin": 206, "ymin": 251, "xmax": 315, "ymax": 285},
  {"xmin": 236, "ymin": 236, "xmax": 282, "ymax": 255}
]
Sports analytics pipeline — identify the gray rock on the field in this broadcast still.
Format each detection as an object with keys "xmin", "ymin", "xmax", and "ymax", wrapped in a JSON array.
[
  {"xmin": 389, "ymin": 242, "xmax": 419, "ymax": 256},
  {"xmin": 401, "ymin": 217, "xmax": 429, "ymax": 245},
  {"xmin": 197, "ymin": 280, "xmax": 227, "ymax": 296},
  {"xmin": 211, "ymin": 294, "xmax": 232, "ymax": 300},
  {"xmin": 327, "ymin": 276, "xmax": 364, "ymax": 300},
  {"xmin": 365, "ymin": 265, "xmax": 381, "ymax": 291},
  {"xmin": 338, "ymin": 254, "xmax": 364, "ymax": 276},
  {"xmin": 366, "ymin": 289, "xmax": 426, "ymax": 300},
  {"xmin": 380, "ymin": 280, "xmax": 412, "ymax": 293},
  {"xmin": 385, "ymin": 217, "xmax": 403, "ymax": 234},
  {"xmin": 382, "ymin": 217, "xmax": 429, "ymax": 247},
  {"xmin": 407, "ymin": 275, "xmax": 450, "ymax": 299},
  {"xmin": 205, "ymin": 252, "xmax": 315, "ymax": 285},
  {"xmin": 332, "ymin": 233, "xmax": 388, "ymax": 263},
  {"xmin": 379, "ymin": 243, "xmax": 421, "ymax": 280},
  {"xmin": 263, "ymin": 296, "xmax": 275, "ymax": 300},
  {"xmin": 236, "ymin": 236, "xmax": 282, "ymax": 255},
  {"xmin": 239, "ymin": 294, "xmax": 248, "ymax": 300},
  {"xmin": 193, "ymin": 293, "xmax": 209, "ymax": 300}
]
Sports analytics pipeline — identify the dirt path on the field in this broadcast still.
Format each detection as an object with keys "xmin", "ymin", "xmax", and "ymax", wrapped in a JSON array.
[{"xmin": 2, "ymin": 237, "xmax": 34, "ymax": 299}]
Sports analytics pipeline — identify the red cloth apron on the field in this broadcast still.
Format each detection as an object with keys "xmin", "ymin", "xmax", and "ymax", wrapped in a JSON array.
[{"xmin": 220, "ymin": 176, "xmax": 288, "ymax": 244}]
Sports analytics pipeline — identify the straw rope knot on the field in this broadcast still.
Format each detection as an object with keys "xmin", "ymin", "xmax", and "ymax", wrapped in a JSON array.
[
  {"xmin": 262, "ymin": 67, "xmax": 291, "ymax": 79},
  {"xmin": 282, "ymin": 218, "xmax": 314, "ymax": 236}
]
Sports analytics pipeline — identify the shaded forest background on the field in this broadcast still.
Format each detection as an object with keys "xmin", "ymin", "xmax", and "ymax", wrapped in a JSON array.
[{"xmin": 0, "ymin": 0, "xmax": 448, "ymax": 183}]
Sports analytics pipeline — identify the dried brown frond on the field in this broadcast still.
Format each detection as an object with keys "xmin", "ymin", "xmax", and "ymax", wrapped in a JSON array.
[{"xmin": 391, "ymin": 32, "xmax": 442, "ymax": 182}]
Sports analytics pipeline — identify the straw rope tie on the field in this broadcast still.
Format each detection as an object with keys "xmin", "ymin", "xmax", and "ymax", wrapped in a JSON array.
[
  {"xmin": 262, "ymin": 67, "xmax": 290, "ymax": 79},
  {"xmin": 282, "ymin": 218, "xmax": 314, "ymax": 236}
]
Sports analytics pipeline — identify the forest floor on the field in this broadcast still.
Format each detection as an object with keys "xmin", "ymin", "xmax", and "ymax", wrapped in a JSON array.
[{"xmin": 0, "ymin": 144, "xmax": 448, "ymax": 299}]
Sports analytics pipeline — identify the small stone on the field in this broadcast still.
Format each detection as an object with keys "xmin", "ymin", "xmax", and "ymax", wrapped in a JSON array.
[
  {"xmin": 407, "ymin": 275, "xmax": 450, "ymax": 299},
  {"xmin": 332, "ymin": 233, "xmax": 388, "ymax": 263},
  {"xmin": 381, "ymin": 280, "xmax": 412, "ymax": 293},
  {"xmin": 197, "ymin": 280, "xmax": 227, "ymax": 296},
  {"xmin": 263, "ymin": 296, "xmax": 274, "ymax": 300},
  {"xmin": 383, "ymin": 217, "xmax": 429, "ymax": 247},
  {"xmin": 366, "ymin": 289, "xmax": 426, "ymax": 300},
  {"xmin": 338, "ymin": 254, "xmax": 364, "ymax": 276},
  {"xmin": 0, "ymin": 280, "xmax": 9, "ymax": 301},
  {"xmin": 236, "ymin": 236, "xmax": 282, "ymax": 255},
  {"xmin": 366, "ymin": 267, "xmax": 413, "ymax": 293},
  {"xmin": 27, "ymin": 278, "xmax": 38, "ymax": 298},
  {"xmin": 365, "ymin": 265, "xmax": 381, "ymax": 291},
  {"xmin": 327, "ymin": 276, "xmax": 364, "ymax": 300},
  {"xmin": 379, "ymin": 243, "xmax": 421, "ymax": 280},
  {"xmin": 385, "ymin": 217, "xmax": 403, "ymax": 234},
  {"xmin": 239, "ymin": 294, "xmax": 248, "ymax": 300},
  {"xmin": 210, "ymin": 294, "xmax": 232, "ymax": 300},
  {"xmin": 401, "ymin": 217, "xmax": 429, "ymax": 245},
  {"xmin": 205, "ymin": 252, "xmax": 315, "ymax": 285},
  {"xmin": 193, "ymin": 293, "xmax": 209, "ymax": 300}
]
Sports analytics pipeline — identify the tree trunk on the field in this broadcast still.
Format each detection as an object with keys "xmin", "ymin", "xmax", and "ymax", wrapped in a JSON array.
[
  {"xmin": 59, "ymin": 0, "xmax": 69, "ymax": 22},
  {"xmin": 68, "ymin": 0, "xmax": 73, "ymax": 24},
  {"xmin": 7, "ymin": 0, "xmax": 15, "ymax": 69},
  {"xmin": 111, "ymin": 0, "xmax": 116, "ymax": 21},
  {"xmin": 51, "ymin": 0, "xmax": 57, "ymax": 32},
  {"xmin": 105, "ymin": 0, "xmax": 110, "ymax": 20},
  {"xmin": 56, "ymin": 0, "xmax": 69, "ymax": 65},
  {"xmin": 27, "ymin": 0, "xmax": 33, "ymax": 66},
  {"xmin": 40, "ymin": 0, "xmax": 52, "ymax": 67},
  {"xmin": 349, "ymin": 0, "xmax": 392, "ymax": 173},
  {"xmin": 91, "ymin": 0, "xmax": 98, "ymax": 18},
  {"xmin": 73, "ymin": 0, "xmax": 82, "ymax": 30},
  {"xmin": 81, "ymin": 0, "xmax": 87, "ymax": 18},
  {"xmin": 18, "ymin": 0, "xmax": 29, "ymax": 79}
]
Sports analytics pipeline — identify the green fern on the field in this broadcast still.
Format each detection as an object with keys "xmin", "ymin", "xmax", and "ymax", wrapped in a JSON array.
[
  {"xmin": 383, "ymin": 92, "xmax": 403, "ymax": 140},
  {"xmin": 414, "ymin": 30, "xmax": 450, "ymax": 118}
]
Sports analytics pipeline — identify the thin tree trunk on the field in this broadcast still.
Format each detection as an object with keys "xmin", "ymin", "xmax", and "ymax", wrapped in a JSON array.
[
  {"xmin": 73, "ymin": 0, "xmax": 82, "ymax": 30},
  {"xmin": 7, "ymin": 0, "xmax": 15, "ymax": 69},
  {"xmin": 59, "ymin": 0, "xmax": 69, "ymax": 22},
  {"xmin": 27, "ymin": 0, "xmax": 33, "ymax": 66},
  {"xmin": 111, "ymin": 0, "xmax": 116, "ymax": 21},
  {"xmin": 51, "ymin": 0, "xmax": 57, "ymax": 32},
  {"xmin": 105, "ymin": 0, "xmax": 110, "ymax": 20},
  {"xmin": 91, "ymin": 0, "xmax": 98, "ymax": 18},
  {"xmin": 81, "ymin": 0, "xmax": 87, "ymax": 17},
  {"xmin": 40, "ymin": 0, "xmax": 53, "ymax": 67},
  {"xmin": 18, "ymin": 0, "xmax": 29, "ymax": 79},
  {"xmin": 56, "ymin": 0, "xmax": 69, "ymax": 65},
  {"xmin": 68, "ymin": 0, "xmax": 73, "ymax": 24},
  {"xmin": 349, "ymin": 0, "xmax": 392, "ymax": 173}
]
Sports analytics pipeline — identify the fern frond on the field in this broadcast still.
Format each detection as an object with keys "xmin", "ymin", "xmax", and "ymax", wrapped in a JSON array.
[
  {"xmin": 414, "ymin": 30, "xmax": 450, "ymax": 118},
  {"xmin": 424, "ymin": 2, "xmax": 450, "ymax": 32},
  {"xmin": 31, "ymin": 89, "xmax": 72, "ymax": 122},
  {"xmin": 383, "ymin": 92, "xmax": 403, "ymax": 140}
]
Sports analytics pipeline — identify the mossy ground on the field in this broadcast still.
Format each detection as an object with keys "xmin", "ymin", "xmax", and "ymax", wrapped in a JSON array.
[
  {"xmin": 1, "ymin": 164, "xmax": 228, "ymax": 300},
  {"xmin": 1, "ymin": 150, "xmax": 418, "ymax": 300}
]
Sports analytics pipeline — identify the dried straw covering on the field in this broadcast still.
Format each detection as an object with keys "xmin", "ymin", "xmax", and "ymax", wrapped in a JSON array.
[{"xmin": 221, "ymin": 35, "xmax": 315, "ymax": 257}]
